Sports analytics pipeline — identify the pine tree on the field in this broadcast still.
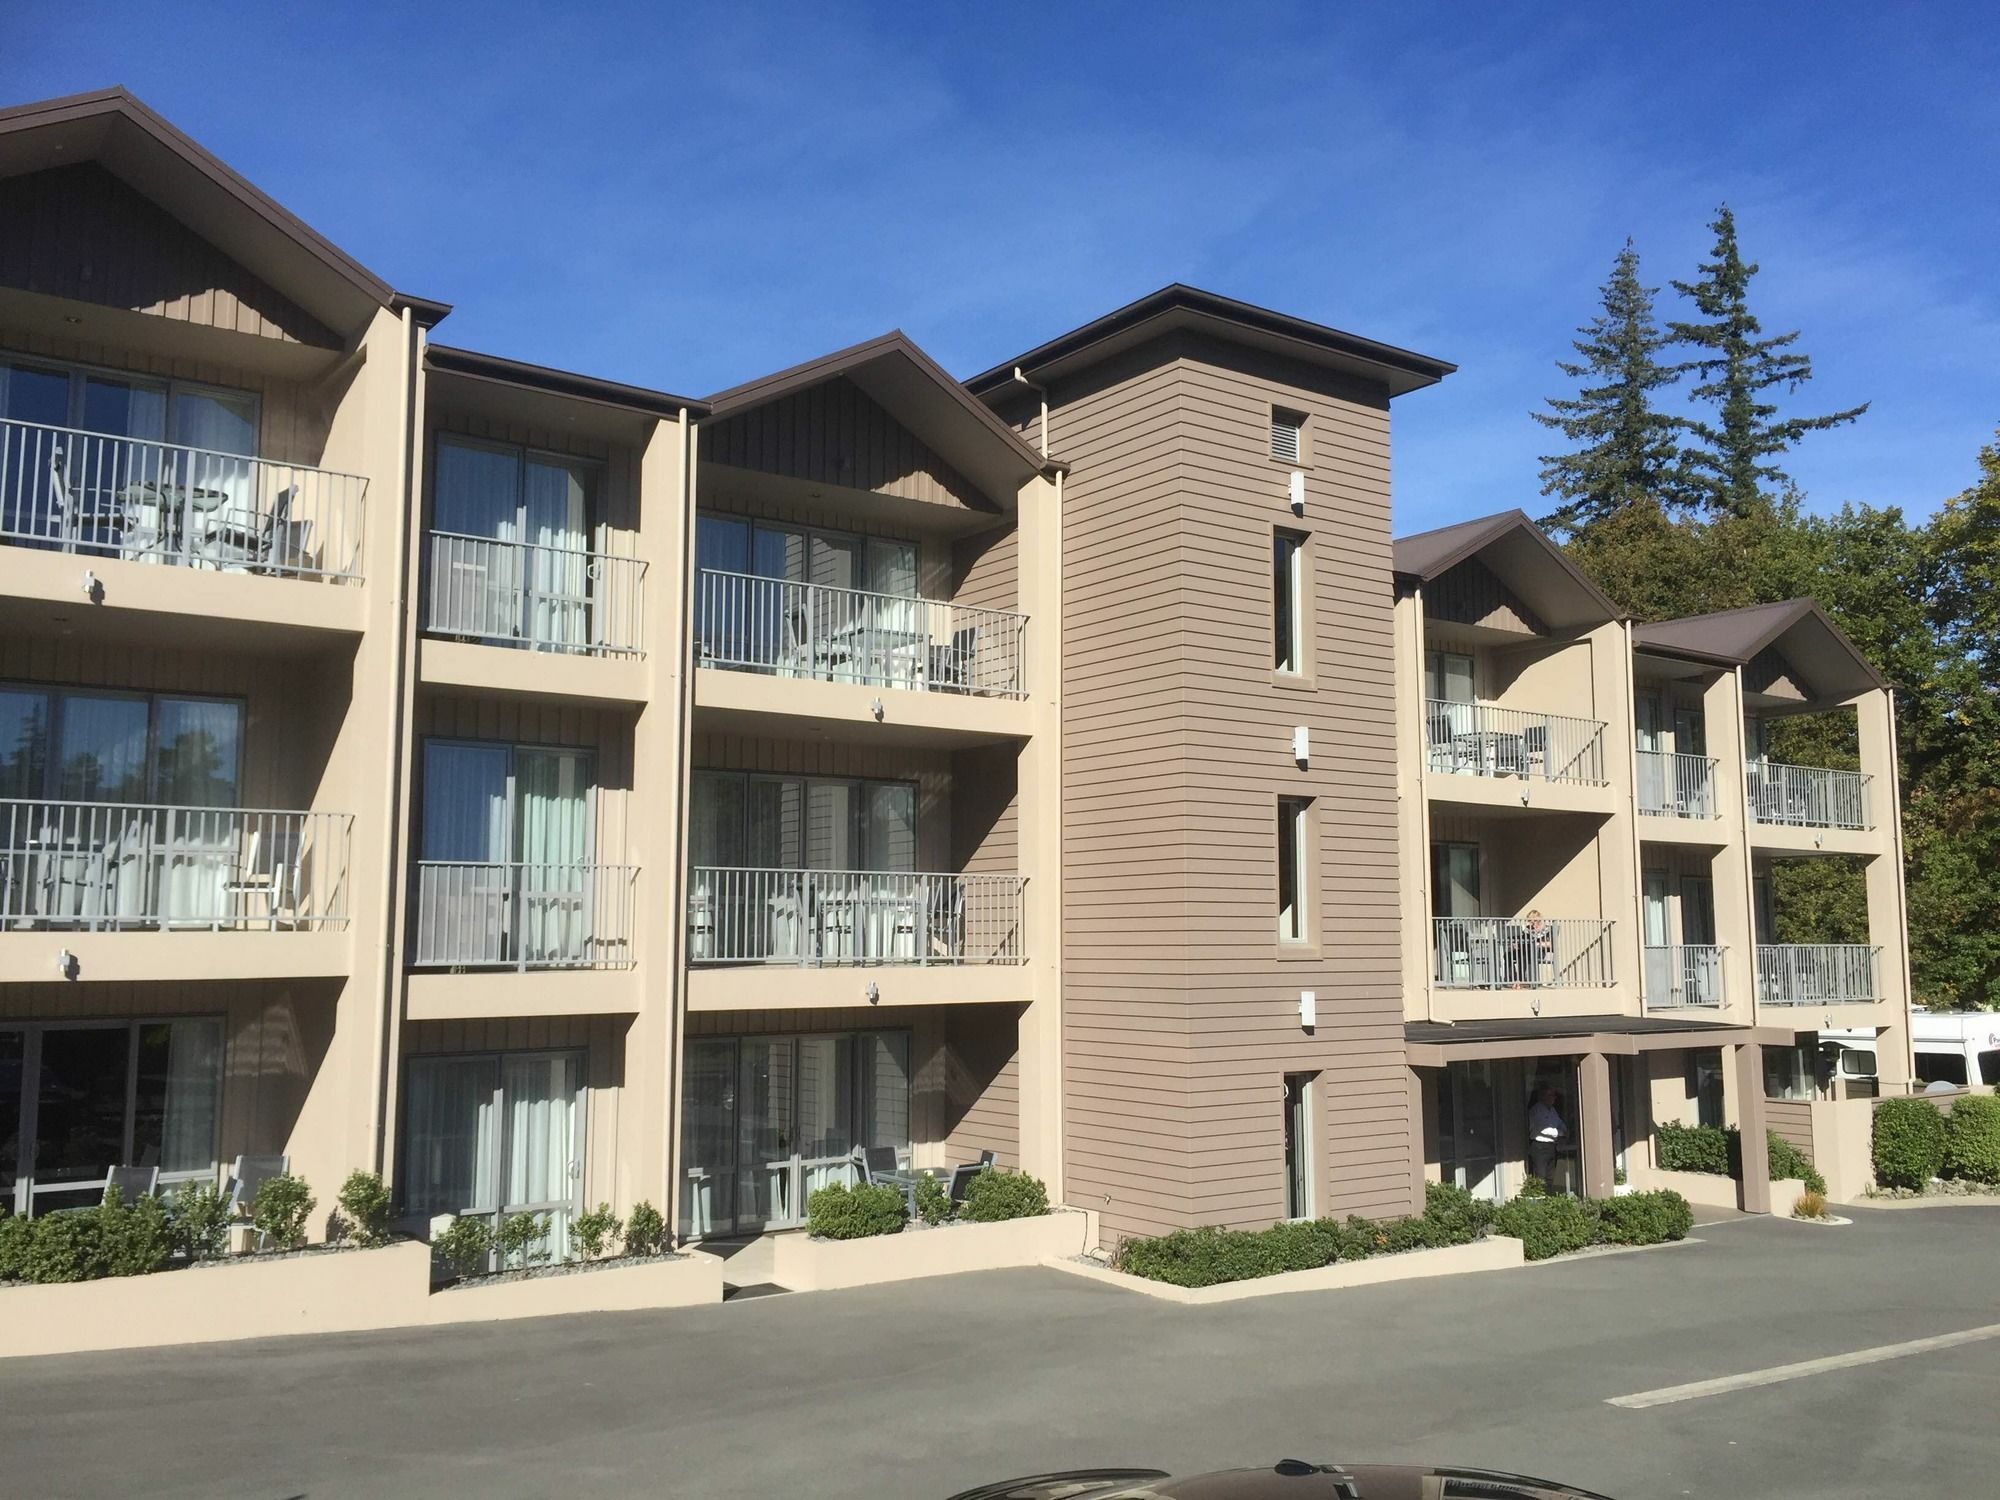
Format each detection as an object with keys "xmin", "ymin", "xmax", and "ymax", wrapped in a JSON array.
[
  {"xmin": 1531, "ymin": 239, "xmax": 1686, "ymax": 535},
  {"xmin": 1668, "ymin": 205, "xmax": 1868, "ymax": 516}
]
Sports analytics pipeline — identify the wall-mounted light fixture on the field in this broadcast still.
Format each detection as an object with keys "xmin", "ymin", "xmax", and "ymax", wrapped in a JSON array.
[
  {"xmin": 56, "ymin": 948, "xmax": 78, "ymax": 980},
  {"xmin": 1292, "ymin": 725, "xmax": 1309, "ymax": 766},
  {"xmin": 1299, "ymin": 990, "xmax": 1317, "ymax": 1030},
  {"xmin": 865, "ymin": 980, "xmax": 880, "ymax": 1004},
  {"xmin": 869, "ymin": 697, "xmax": 884, "ymax": 721},
  {"xmin": 1288, "ymin": 470, "xmax": 1306, "ymax": 515}
]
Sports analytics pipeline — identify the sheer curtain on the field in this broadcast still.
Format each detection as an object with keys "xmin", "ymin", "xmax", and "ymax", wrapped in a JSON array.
[
  {"xmin": 523, "ymin": 458, "xmax": 591, "ymax": 650},
  {"xmin": 154, "ymin": 697, "xmax": 243, "ymax": 927},
  {"xmin": 157, "ymin": 1019, "xmax": 223, "ymax": 1173},
  {"xmin": 503, "ymin": 1054, "xmax": 579, "ymax": 1260},
  {"xmin": 405, "ymin": 1056, "xmax": 499, "ymax": 1222},
  {"xmin": 421, "ymin": 743, "xmax": 511, "ymax": 962},
  {"xmin": 433, "ymin": 441, "xmax": 524, "ymax": 639},
  {"xmin": 515, "ymin": 749, "xmax": 589, "ymax": 964}
]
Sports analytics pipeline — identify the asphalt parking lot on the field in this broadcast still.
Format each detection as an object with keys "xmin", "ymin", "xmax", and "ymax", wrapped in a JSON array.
[{"xmin": 2, "ymin": 1203, "xmax": 1996, "ymax": 1499}]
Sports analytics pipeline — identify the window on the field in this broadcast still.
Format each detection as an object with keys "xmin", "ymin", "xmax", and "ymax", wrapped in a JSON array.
[
  {"xmin": 1981, "ymin": 1050, "xmax": 2000, "ymax": 1087},
  {"xmin": 1, "ymin": 1018, "xmax": 224, "ymax": 1216},
  {"xmin": 1273, "ymin": 529, "xmax": 1306, "ymax": 674},
  {"xmin": 1277, "ymin": 797, "xmax": 1311, "ymax": 943},
  {"xmin": 0, "ymin": 685, "xmax": 242, "ymax": 806},
  {"xmin": 1687, "ymin": 1049, "xmax": 1726, "ymax": 1129},
  {"xmin": 1283, "ymin": 1072, "xmax": 1317, "ymax": 1219},
  {"xmin": 691, "ymin": 770, "xmax": 916, "ymax": 873},
  {"xmin": 1915, "ymin": 1050, "xmax": 1968, "ymax": 1088},
  {"xmin": 431, "ymin": 437, "xmax": 602, "ymax": 650},
  {"xmin": 1269, "ymin": 407, "xmax": 1305, "ymax": 464},
  {"xmin": 1762, "ymin": 1043, "xmax": 1813, "ymax": 1101}
]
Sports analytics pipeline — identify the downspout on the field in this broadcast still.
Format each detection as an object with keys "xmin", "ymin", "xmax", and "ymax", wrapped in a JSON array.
[
  {"xmin": 370, "ymin": 307, "xmax": 422, "ymax": 1176},
  {"xmin": 663, "ymin": 408, "xmax": 697, "ymax": 1240},
  {"xmin": 1012, "ymin": 367, "xmax": 1048, "ymax": 458}
]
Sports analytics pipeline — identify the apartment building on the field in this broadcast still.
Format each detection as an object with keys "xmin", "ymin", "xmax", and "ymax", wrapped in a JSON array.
[{"xmin": 0, "ymin": 88, "xmax": 1913, "ymax": 1258}]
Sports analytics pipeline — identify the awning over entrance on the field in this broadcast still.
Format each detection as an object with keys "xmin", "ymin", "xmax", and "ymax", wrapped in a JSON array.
[{"xmin": 1405, "ymin": 1015, "xmax": 1801, "ymax": 1066}]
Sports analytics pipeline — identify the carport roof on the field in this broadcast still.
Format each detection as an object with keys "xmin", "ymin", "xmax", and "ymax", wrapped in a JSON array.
[{"xmin": 1404, "ymin": 1015, "xmax": 1798, "ymax": 1065}]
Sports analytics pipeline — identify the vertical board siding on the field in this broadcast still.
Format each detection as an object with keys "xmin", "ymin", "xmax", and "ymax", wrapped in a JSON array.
[
  {"xmin": 1045, "ymin": 330, "xmax": 1412, "ymax": 1243},
  {"xmin": 1426, "ymin": 557, "xmax": 1545, "ymax": 635},
  {"xmin": 699, "ymin": 375, "xmax": 989, "ymax": 511}
]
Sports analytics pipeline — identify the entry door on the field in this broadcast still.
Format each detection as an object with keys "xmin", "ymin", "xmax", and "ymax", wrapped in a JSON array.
[
  {"xmin": 1440, "ymin": 1060, "xmax": 1502, "ymax": 1203},
  {"xmin": 1680, "ymin": 876, "xmax": 1719, "ymax": 1003},
  {"xmin": 1674, "ymin": 704, "xmax": 1707, "ymax": 756},
  {"xmin": 1431, "ymin": 842, "xmax": 1482, "ymax": 984},
  {"xmin": 433, "ymin": 440, "xmax": 594, "ymax": 649},
  {"xmin": 1642, "ymin": 871, "xmax": 1672, "ymax": 1001},
  {"xmin": 736, "ymin": 1037, "xmax": 798, "ymax": 1230},
  {"xmin": 1425, "ymin": 651, "xmax": 1476, "ymax": 762},
  {"xmin": 1636, "ymin": 693, "xmax": 1666, "ymax": 808}
]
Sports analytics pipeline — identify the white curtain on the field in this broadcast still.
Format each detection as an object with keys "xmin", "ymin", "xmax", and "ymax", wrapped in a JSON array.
[
  {"xmin": 503, "ymin": 1054, "xmax": 579, "ymax": 1260},
  {"xmin": 154, "ymin": 698, "xmax": 242, "ymax": 925},
  {"xmin": 516, "ymin": 749, "xmax": 589, "ymax": 964},
  {"xmin": 523, "ymin": 457, "xmax": 590, "ymax": 650},
  {"xmin": 158, "ymin": 1019, "xmax": 224, "ymax": 1173},
  {"xmin": 405, "ymin": 1056, "xmax": 499, "ymax": 1218},
  {"xmin": 433, "ymin": 441, "xmax": 524, "ymax": 639}
]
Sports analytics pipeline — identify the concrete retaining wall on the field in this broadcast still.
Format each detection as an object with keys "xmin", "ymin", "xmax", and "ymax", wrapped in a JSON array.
[
  {"xmin": 770, "ymin": 1209, "xmax": 1093, "ymax": 1292},
  {"xmin": 1048, "ymin": 1235, "xmax": 1525, "ymax": 1305}
]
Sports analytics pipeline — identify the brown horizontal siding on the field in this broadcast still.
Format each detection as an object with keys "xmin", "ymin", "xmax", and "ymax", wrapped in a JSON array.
[{"xmin": 1765, "ymin": 1097, "xmax": 1815, "ymax": 1162}]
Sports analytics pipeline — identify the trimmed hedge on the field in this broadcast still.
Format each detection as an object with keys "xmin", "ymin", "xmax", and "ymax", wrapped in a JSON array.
[
  {"xmin": 0, "ymin": 1189, "xmax": 174, "ymax": 1285},
  {"xmin": 1943, "ymin": 1095, "xmax": 2000, "ymax": 1185},
  {"xmin": 1598, "ymin": 1189, "xmax": 1695, "ymax": 1247},
  {"xmin": 1873, "ymin": 1098, "xmax": 1947, "ymax": 1189},
  {"xmin": 806, "ymin": 1182, "xmax": 907, "ymax": 1240},
  {"xmin": 1765, "ymin": 1133, "xmax": 1827, "ymax": 1195},
  {"xmin": 1655, "ymin": 1122, "xmax": 1732, "ymax": 1176},
  {"xmin": 957, "ymin": 1170, "xmax": 1050, "ymax": 1223},
  {"xmin": 1492, "ymin": 1193, "xmax": 1601, "ymax": 1261}
]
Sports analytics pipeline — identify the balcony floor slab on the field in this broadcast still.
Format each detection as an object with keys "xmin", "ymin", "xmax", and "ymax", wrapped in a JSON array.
[
  {"xmin": 694, "ymin": 667, "xmax": 1031, "ymax": 747},
  {"xmin": 0, "ymin": 928, "xmax": 351, "ymax": 984},
  {"xmin": 686, "ymin": 962, "xmax": 1029, "ymax": 1012}
]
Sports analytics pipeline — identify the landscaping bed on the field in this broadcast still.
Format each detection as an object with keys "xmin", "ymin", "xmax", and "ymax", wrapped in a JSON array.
[{"xmin": 1866, "ymin": 1095, "xmax": 2000, "ymax": 1200}]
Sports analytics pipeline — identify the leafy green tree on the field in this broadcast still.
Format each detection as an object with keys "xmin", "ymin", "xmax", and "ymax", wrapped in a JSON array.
[
  {"xmin": 1533, "ymin": 240, "xmax": 1688, "ymax": 534},
  {"xmin": 1668, "ymin": 206, "xmax": 1868, "ymax": 516}
]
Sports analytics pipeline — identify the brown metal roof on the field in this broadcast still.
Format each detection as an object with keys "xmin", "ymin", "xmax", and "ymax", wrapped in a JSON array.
[
  {"xmin": 1635, "ymin": 599, "xmax": 1889, "ymax": 693},
  {"xmin": 965, "ymin": 283, "xmax": 1456, "ymax": 400},
  {"xmin": 427, "ymin": 343, "xmax": 707, "ymax": 419},
  {"xmin": 0, "ymin": 87, "xmax": 440, "ymax": 334},
  {"xmin": 1393, "ymin": 508, "xmax": 1622, "ymax": 631}
]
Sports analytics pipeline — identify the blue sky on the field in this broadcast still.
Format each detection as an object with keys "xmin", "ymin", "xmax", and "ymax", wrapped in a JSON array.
[{"xmin": 8, "ymin": 3, "xmax": 1996, "ymax": 531}]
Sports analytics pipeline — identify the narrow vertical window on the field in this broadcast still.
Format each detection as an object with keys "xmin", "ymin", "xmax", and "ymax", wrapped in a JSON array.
[
  {"xmin": 1283, "ymin": 1072, "xmax": 1318, "ymax": 1219},
  {"xmin": 1270, "ymin": 406, "xmax": 1305, "ymax": 464},
  {"xmin": 1273, "ymin": 529, "xmax": 1305, "ymax": 674},
  {"xmin": 1277, "ymin": 796, "xmax": 1311, "ymax": 943}
]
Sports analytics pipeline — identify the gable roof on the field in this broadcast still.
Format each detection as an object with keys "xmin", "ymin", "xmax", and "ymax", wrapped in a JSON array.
[
  {"xmin": 965, "ymin": 283, "xmax": 1456, "ymax": 400},
  {"xmin": 1393, "ymin": 509, "xmax": 1621, "ymax": 631},
  {"xmin": 1634, "ymin": 599, "xmax": 1888, "ymax": 697},
  {"xmin": 0, "ymin": 87, "xmax": 445, "ymax": 339},
  {"xmin": 706, "ymin": 330, "xmax": 1056, "ymax": 505},
  {"xmin": 427, "ymin": 343, "xmax": 706, "ymax": 421}
]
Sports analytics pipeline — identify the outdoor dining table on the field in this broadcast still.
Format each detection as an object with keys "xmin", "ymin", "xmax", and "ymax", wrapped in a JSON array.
[{"xmin": 115, "ymin": 479, "xmax": 232, "ymax": 564}]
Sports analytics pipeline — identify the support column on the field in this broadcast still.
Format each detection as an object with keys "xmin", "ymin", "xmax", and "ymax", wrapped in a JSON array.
[
  {"xmin": 1731, "ymin": 1042, "xmax": 1771, "ymax": 1213},
  {"xmin": 1858, "ymin": 687, "xmax": 1914, "ymax": 1092},
  {"xmin": 1579, "ymin": 1051, "xmax": 1617, "ymax": 1198}
]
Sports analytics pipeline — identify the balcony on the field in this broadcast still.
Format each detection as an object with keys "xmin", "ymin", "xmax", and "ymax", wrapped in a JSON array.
[
  {"xmin": 1637, "ymin": 750, "xmax": 1719, "ymax": 819},
  {"xmin": 1424, "ymin": 701, "xmax": 1606, "ymax": 787},
  {"xmin": 411, "ymin": 862, "xmax": 636, "ymax": 970},
  {"xmin": 1643, "ymin": 943, "xmax": 1725, "ymax": 1009},
  {"xmin": 1756, "ymin": 943, "xmax": 1880, "ymax": 1006},
  {"xmin": 693, "ymin": 570, "xmax": 1026, "ymax": 699},
  {"xmin": 1, "ymin": 418, "xmax": 366, "ymax": 582},
  {"xmin": 1745, "ymin": 760, "xmax": 1870, "ymax": 831},
  {"xmin": 425, "ymin": 531, "xmax": 645, "ymax": 657},
  {"xmin": 2, "ymin": 799, "xmax": 350, "ymax": 932},
  {"xmin": 689, "ymin": 867, "xmax": 1026, "ymax": 967},
  {"xmin": 1431, "ymin": 916, "xmax": 1615, "ymax": 989}
]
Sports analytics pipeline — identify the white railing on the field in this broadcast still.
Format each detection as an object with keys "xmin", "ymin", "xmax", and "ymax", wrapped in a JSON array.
[
  {"xmin": 425, "ymin": 531, "xmax": 646, "ymax": 657},
  {"xmin": 1432, "ymin": 916, "xmax": 1616, "ymax": 989},
  {"xmin": 0, "ymin": 799, "xmax": 350, "ymax": 930},
  {"xmin": 412, "ymin": 861, "xmax": 636, "ymax": 970},
  {"xmin": 693, "ymin": 568, "xmax": 1027, "ymax": 699},
  {"xmin": 1757, "ymin": 943, "xmax": 1880, "ymax": 1006},
  {"xmin": 1637, "ymin": 750, "xmax": 1719, "ymax": 818},
  {"xmin": 1423, "ymin": 700, "xmax": 1606, "ymax": 786},
  {"xmin": 688, "ymin": 867, "xmax": 1026, "ymax": 966},
  {"xmin": 1643, "ymin": 944, "xmax": 1725, "ymax": 1008},
  {"xmin": 1745, "ymin": 760, "xmax": 1870, "ymax": 831},
  {"xmin": 0, "ymin": 418, "xmax": 366, "ymax": 581}
]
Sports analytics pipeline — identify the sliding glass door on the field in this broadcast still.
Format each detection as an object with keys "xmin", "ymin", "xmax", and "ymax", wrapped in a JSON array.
[
  {"xmin": 403, "ymin": 1050, "xmax": 583, "ymax": 1264},
  {"xmin": 677, "ymin": 1030, "xmax": 912, "ymax": 1237},
  {"xmin": 433, "ymin": 438, "xmax": 598, "ymax": 651}
]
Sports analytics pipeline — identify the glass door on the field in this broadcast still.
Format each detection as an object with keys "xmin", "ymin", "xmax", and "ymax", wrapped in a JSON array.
[
  {"xmin": 1636, "ymin": 692, "xmax": 1666, "ymax": 809},
  {"xmin": 679, "ymin": 1038, "xmax": 738, "ymax": 1237},
  {"xmin": 28, "ymin": 1025, "xmax": 133, "ymax": 1215},
  {"xmin": 1425, "ymin": 650, "xmax": 1477, "ymax": 767},
  {"xmin": 1681, "ymin": 875, "xmax": 1719, "ymax": 1003},
  {"xmin": 522, "ymin": 456, "xmax": 594, "ymax": 652},
  {"xmin": 1431, "ymin": 841, "xmax": 1482, "ymax": 984},
  {"xmin": 420, "ymin": 742, "xmax": 512, "ymax": 964},
  {"xmin": 514, "ymin": 747, "xmax": 591, "ymax": 966},
  {"xmin": 1642, "ymin": 870, "xmax": 1672, "ymax": 1002},
  {"xmin": 1, "ymin": 1027, "xmax": 24, "ymax": 1214},
  {"xmin": 1441, "ymin": 1060, "xmax": 1502, "ymax": 1203},
  {"xmin": 736, "ymin": 1038, "xmax": 797, "ymax": 1230},
  {"xmin": 501, "ymin": 1052, "xmax": 583, "ymax": 1261}
]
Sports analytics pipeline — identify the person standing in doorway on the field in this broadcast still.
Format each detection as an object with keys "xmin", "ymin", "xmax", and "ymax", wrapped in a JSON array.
[{"xmin": 1528, "ymin": 1084, "xmax": 1566, "ymax": 1187}]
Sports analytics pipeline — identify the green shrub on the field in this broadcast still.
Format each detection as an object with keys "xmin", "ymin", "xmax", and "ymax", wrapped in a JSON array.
[
  {"xmin": 1260, "ymin": 1219, "xmax": 1342, "ymax": 1272},
  {"xmin": 20, "ymin": 1210, "xmax": 108, "ymax": 1283},
  {"xmin": 1334, "ymin": 1215, "xmax": 1384, "ymax": 1260},
  {"xmin": 957, "ymin": 1170, "xmax": 1050, "ymax": 1223},
  {"xmin": 1943, "ymin": 1095, "xmax": 2000, "ymax": 1185},
  {"xmin": 913, "ymin": 1174, "xmax": 951, "ymax": 1226},
  {"xmin": 167, "ymin": 1182, "xmax": 230, "ymax": 1262},
  {"xmin": 1597, "ymin": 1189, "xmax": 1694, "ymax": 1246},
  {"xmin": 1515, "ymin": 1174, "xmax": 1550, "ymax": 1199},
  {"xmin": 570, "ymin": 1203, "xmax": 622, "ymax": 1260},
  {"xmin": 1116, "ymin": 1226, "xmax": 1284, "ymax": 1287},
  {"xmin": 624, "ymin": 1201, "xmax": 666, "ymax": 1256},
  {"xmin": 497, "ymin": 1211, "xmax": 550, "ymax": 1266},
  {"xmin": 1766, "ymin": 1132, "xmax": 1827, "ymax": 1196},
  {"xmin": 333, "ymin": 1171, "xmax": 393, "ymax": 1248},
  {"xmin": 1656, "ymin": 1122, "xmax": 1733, "ymax": 1176},
  {"xmin": 251, "ymin": 1173, "xmax": 315, "ymax": 1251},
  {"xmin": 0, "ymin": 1213, "xmax": 30, "ymax": 1282},
  {"xmin": 1493, "ymin": 1193, "xmax": 1601, "ymax": 1261},
  {"xmin": 1423, "ymin": 1181, "xmax": 1496, "ymax": 1241},
  {"xmin": 432, "ymin": 1216, "xmax": 493, "ymax": 1279},
  {"xmin": 806, "ymin": 1182, "xmax": 907, "ymax": 1240},
  {"xmin": 99, "ymin": 1189, "xmax": 173, "ymax": 1278},
  {"xmin": 1873, "ymin": 1098, "xmax": 1947, "ymax": 1189}
]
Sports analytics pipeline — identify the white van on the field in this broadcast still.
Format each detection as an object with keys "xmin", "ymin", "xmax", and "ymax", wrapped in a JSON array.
[{"xmin": 1824, "ymin": 1012, "xmax": 2000, "ymax": 1092}]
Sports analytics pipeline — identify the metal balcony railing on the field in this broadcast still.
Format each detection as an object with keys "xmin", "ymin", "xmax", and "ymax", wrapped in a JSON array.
[
  {"xmin": 693, "ymin": 569, "xmax": 1027, "ymax": 699},
  {"xmin": 412, "ymin": 861, "xmax": 637, "ymax": 970},
  {"xmin": 0, "ymin": 799, "xmax": 351, "ymax": 931},
  {"xmin": 0, "ymin": 418, "xmax": 366, "ymax": 581},
  {"xmin": 1431, "ymin": 916, "xmax": 1616, "ymax": 989},
  {"xmin": 1423, "ymin": 700, "xmax": 1607, "ymax": 786},
  {"xmin": 1757, "ymin": 943, "xmax": 1880, "ymax": 1006},
  {"xmin": 688, "ymin": 867, "xmax": 1026, "ymax": 966},
  {"xmin": 425, "ymin": 531, "xmax": 646, "ymax": 657},
  {"xmin": 1643, "ymin": 943, "xmax": 1725, "ymax": 1008},
  {"xmin": 1745, "ymin": 760, "xmax": 1870, "ymax": 831},
  {"xmin": 1637, "ymin": 750, "xmax": 1719, "ymax": 818}
]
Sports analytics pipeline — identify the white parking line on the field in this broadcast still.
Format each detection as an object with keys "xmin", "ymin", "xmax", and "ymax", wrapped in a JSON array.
[{"xmin": 1608, "ymin": 1322, "xmax": 2000, "ymax": 1409}]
